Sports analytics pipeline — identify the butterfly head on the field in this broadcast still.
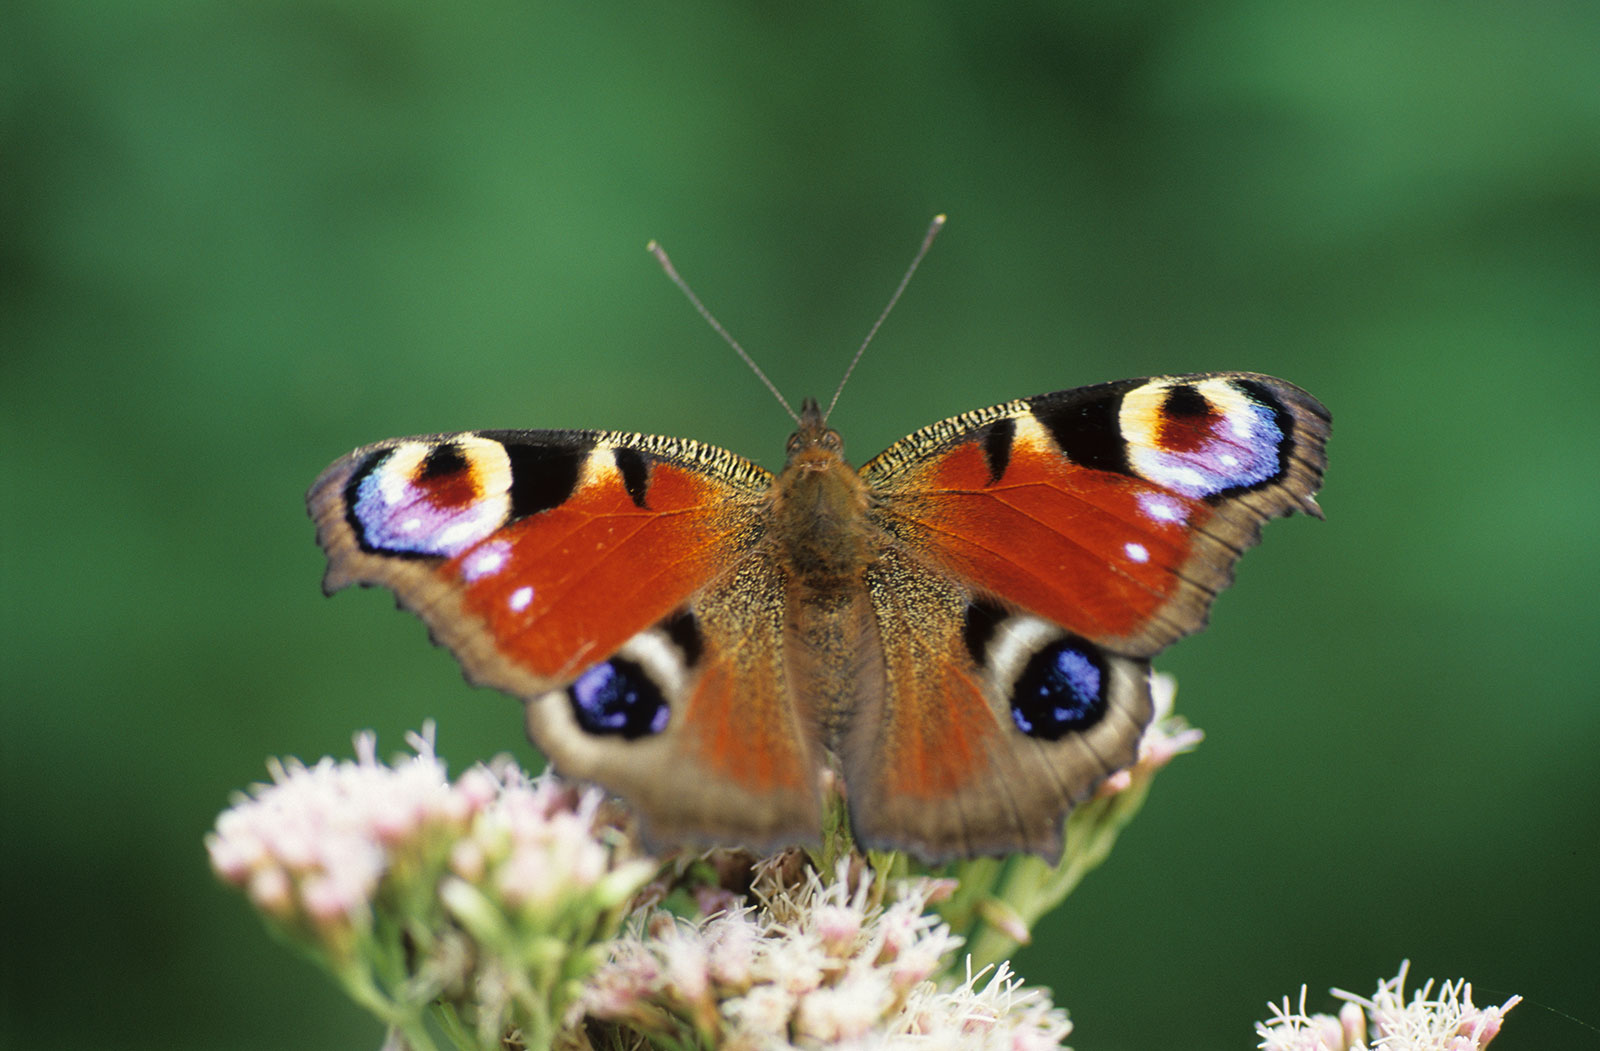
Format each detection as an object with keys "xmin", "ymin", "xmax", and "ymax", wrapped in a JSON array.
[{"xmin": 785, "ymin": 396, "xmax": 846, "ymax": 473}]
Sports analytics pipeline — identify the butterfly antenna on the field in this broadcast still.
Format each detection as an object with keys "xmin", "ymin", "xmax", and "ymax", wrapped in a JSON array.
[
  {"xmin": 824, "ymin": 214, "xmax": 946, "ymax": 422},
  {"xmin": 648, "ymin": 239, "xmax": 801, "ymax": 424}
]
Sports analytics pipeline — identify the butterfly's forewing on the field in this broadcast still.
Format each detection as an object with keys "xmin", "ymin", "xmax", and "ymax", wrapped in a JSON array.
[
  {"xmin": 309, "ymin": 429, "xmax": 824, "ymax": 849},
  {"xmin": 848, "ymin": 373, "xmax": 1329, "ymax": 859},
  {"xmin": 863, "ymin": 374, "xmax": 1330, "ymax": 656}
]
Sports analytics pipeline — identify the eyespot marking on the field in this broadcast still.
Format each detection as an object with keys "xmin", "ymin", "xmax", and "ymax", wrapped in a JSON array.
[
  {"xmin": 346, "ymin": 438, "xmax": 512, "ymax": 557},
  {"xmin": 568, "ymin": 659, "xmax": 670, "ymax": 739},
  {"xmin": 1121, "ymin": 378, "xmax": 1288, "ymax": 498},
  {"xmin": 1009, "ymin": 637, "xmax": 1110, "ymax": 739}
]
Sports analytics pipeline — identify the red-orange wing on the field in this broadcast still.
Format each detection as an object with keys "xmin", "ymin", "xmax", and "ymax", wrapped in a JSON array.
[
  {"xmin": 862, "ymin": 373, "xmax": 1330, "ymax": 658},
  {"xmin": 309, "ymin": 429, "xmax": 771, "ymax": 689}
]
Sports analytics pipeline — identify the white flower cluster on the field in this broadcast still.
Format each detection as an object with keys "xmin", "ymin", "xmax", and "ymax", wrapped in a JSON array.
[
  {"xmin": 206, "ymin": 727, "xmax": 653, "ymax": 1050},
  {"xmin": 207, "ymin": 725, "xmax": 479, "ymax": 942},
  {"xmin": 575, "ymin": 862, "xmax": 1074, "ymax": 1050},
  {"xmin": 1256, "ymin": 961, "xmax": 1520, "ymax": 1051}
]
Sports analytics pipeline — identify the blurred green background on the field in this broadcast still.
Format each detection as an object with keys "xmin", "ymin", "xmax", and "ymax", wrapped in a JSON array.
[{"xmin": 5, "ymin": 2, "xmax": 1597, "ymax": 1049}]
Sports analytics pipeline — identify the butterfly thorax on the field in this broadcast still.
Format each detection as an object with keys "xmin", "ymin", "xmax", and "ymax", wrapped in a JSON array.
[{"xmin": 773, "ymin": 401, "xmax": 877, "ymax": 585}]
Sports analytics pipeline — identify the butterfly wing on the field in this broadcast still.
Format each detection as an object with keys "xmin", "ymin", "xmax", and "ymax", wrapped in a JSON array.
[
  {"xmin": 309, "ymin": 429, "xmax": 823, "ymax": 850},
  {"xmin": 846, "ymin": 373, "xmax": 1330, "ymax": 859},
  {"xmin": 522, "ymin": 546, "xmax": 825, "ymax": 851}
]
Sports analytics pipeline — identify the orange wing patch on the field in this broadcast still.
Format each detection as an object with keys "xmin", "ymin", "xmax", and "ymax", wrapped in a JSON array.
[
  {"xmin": 877, "ymin": 437, "xmax": 1207, "ymax": 644},
  {"xmin": 450, "ymin": 460, "xmax": 742, "ymax": 679},
  {"xmin": 681, "ymin": 659, "xmax": 809, "ymax": 792}
]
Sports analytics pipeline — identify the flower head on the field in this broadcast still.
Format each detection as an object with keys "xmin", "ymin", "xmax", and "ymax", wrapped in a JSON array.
[
  {"xmin": 1256, "ymin": 961, "xmax": 1520, "ymax": 1051},
  {"xmin": 206, "ymin": 725, "xmax": 471, "ymax": 951},
  {"xmin": 208, "ymin": 728, "xmax": 653, "ymax": 1050},
  {"xmin": 576, "ymin": 860, "xmax": 1072, "ymax": 1049}
]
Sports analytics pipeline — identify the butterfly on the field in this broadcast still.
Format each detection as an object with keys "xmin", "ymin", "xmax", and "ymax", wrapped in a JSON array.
[{"xmin": 308, "ymin": 370, "xmax": 1328, "ymax": 862}]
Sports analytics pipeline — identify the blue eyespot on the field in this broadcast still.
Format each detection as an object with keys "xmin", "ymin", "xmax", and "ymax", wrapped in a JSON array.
[
  {"xmin": 568, "ymin": 659, "xmax": 670, "ymax": 739},
  {"xmin": 1010, "ymin": 638, "xmax": 1109, "ymax": 739}
]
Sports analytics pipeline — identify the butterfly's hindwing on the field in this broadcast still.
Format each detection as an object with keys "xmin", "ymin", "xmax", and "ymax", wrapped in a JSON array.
[
  {"xmin": 842, "ymin": 549, "xmax": 1153, "ymax": 861},
  {"xmin": 524, "ymin": 554, "xmax": 824, "ymax": 853}
]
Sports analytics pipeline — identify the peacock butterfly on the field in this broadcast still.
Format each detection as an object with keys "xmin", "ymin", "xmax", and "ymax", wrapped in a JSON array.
[{"xmin": 307, "ymin": 228, "xmax": 1329, "ymax": 862}]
